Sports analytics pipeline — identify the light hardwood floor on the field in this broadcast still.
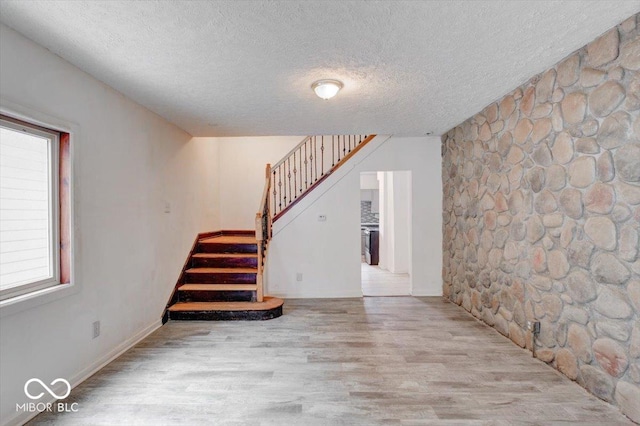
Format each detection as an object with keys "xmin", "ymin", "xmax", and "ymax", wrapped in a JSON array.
[
  {"xmin": 29, "ymin": 298, "xmax": 633, "ymax": 425},
  {"xmin": 361, "ymin": 262, "xmax": 410, "ymax": 296}
]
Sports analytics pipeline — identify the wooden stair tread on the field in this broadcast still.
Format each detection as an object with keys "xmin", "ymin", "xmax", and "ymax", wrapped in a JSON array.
[
  {"xmin": 192, "ymin": 253, "xmax": 258, "ymax": 258},
  {"xmin": 186, "ymin": 267, "xmax": 257, "ymax": 273},
  {"xmin": 200, "ymin": 235, "xmax": 257, "ymax": 244},
  {"xmin": 179, "ymin": 284, "xmax": 257, "ymax": 291},
  {"xmin": 168, "ymin": 297, "xmax": 283, "ymax": 312}
]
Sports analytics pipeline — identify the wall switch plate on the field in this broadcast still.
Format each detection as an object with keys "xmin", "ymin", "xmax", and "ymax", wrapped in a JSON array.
[
  {"xmin": 296, "ymin": 273, "xmax": 303, "ymax": 282},
  {"xmin": 318, "ymin": 215, "xmax": 326, "ymax": 221},
  {"xmin": 93, "ymin": 321, "xmax": 100, "ymax": 339}
]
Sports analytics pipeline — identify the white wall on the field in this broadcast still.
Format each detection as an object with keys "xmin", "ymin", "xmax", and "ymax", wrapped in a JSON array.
[
  {"xmin": 392, "ymin": 171, "xmax": 411, "ymax": 274},
  {"xmin": 0, "ymin": 24, "xmax": 218, "ymax": 426},
  {"xmin": 359, "ymin": 171, "xmax": 379, "ymax": 189},
  {"xmin": 378, "ymin": 171, "xmax": 390, "ymax": 270},
  {"xmin": 266, "ymin": 136, "xmax": 442, "ymax": 298},
  {"xmin": 378, "ymin": 171, "xmax": 411, "ymax": 274},
  {"xmin": 216, "ymin": 136, "xmax": 303, "ymax": 229}
]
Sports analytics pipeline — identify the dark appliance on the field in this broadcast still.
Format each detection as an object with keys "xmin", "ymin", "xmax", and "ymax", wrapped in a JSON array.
[{"xmin": 364, "ymin": 228, "xmax": 379, "ymax": 265}]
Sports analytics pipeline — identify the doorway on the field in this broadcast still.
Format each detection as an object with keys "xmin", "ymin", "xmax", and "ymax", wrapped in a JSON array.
[{"xmin": 360, "ymin": 171, "xmax": 411, "ymax": 296}]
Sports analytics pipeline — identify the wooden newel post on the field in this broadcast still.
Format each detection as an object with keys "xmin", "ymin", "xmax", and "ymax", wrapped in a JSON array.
[
  {"xmin": 265, "ymin": 163, "xmax": 272, "ymax": 238},
  {"xmin": 255, "ymin": 210, "xmax": 264, "ymax": 303},
  {"xmin": 256, "ymin": 239, "xmax": 264, "ymax": 302},
  {"xmin": 254, "ymin": 163, "xmax": 272, "ymax": 304}
]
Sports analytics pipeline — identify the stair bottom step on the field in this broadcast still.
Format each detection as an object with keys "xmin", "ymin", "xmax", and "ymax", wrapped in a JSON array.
[
  {"xmin": 168, "ymin": 297, "xmax": 284, "ymax": 321},
  {"xmin": 169, "ymin": 308, "xmax": 281, "ymax": 321}
]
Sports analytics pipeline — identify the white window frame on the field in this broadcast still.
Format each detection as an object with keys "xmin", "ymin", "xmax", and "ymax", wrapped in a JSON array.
[{"xmin": 0, "ymin": 116, "xmax": 61, "ymax": 301}]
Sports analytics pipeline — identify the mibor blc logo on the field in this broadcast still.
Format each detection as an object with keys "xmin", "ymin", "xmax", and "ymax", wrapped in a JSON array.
[
  {"xmin": 16, "ymin": 378, "xmax": 79, "ymax": 414},
  {"xmin": 24, "ymin": 378, "xmax": 71, "ymax": 400}
]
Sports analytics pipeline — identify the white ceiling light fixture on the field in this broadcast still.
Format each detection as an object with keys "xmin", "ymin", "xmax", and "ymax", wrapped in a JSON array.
[{"xmin": 312, "ymin": 79, "xmax": 343, "ymax": 100}]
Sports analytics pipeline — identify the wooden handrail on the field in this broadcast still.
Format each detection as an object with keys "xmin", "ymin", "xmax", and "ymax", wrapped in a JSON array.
[
  {"xmin": 272, "ymin": 134, "xmax": 376, "ymax": 222},
  {"xmin": 269, "ymin": 135, "xmax": 374, "ymax": 219},
  {"xmin": 254, "ymin": 134, "xmax": 376, "ymax": 302}
]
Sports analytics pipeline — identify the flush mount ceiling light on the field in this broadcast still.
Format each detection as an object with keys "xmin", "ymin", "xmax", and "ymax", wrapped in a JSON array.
[{"xmin": 312, "ymin": 79, "xmax": 343, "ymax": 100}]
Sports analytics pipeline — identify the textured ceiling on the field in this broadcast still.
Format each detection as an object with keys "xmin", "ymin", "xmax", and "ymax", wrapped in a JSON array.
[{"xmin": 0, "ymin": 1, "xmax": 638, "ymax": 137}]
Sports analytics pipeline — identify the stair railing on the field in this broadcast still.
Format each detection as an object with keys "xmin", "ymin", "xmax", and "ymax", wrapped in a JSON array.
[
  {"xmin": 270, "ymin": 135, "xmax": 374, "ymax": 221},
  {"xmin": 255, "ymin": 134, "xmax": 375, "ymax": 301},
  {"xmin": 255, "ymin": 163, "xmax": 272, "ymax": 303}
]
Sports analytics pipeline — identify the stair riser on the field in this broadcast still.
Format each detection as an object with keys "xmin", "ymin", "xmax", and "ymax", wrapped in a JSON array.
[
  {"xmin": 185, "ymin": 272, "xmax": 257, "ymax": 284},
  {"xmin": 169, "ymin": 306, "xmax": 283, "ymax": 321},
  {"xmin": 191, "ymin": 257, "xmax": 258, "ymax": 268},
  {"xmin": 179, "ymin": 290, "xmax": 254, "ymax": 302},
  {"xmin": 198, "ymin": 242, "xmax": 257, "ymax": 254}
]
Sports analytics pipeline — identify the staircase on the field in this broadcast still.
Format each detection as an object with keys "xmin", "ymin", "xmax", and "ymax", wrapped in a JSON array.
[
  {"xmin": 164, "ymin": 134, "xmax": 375, "ymax": 321},
  {"xmin": 165, "ymin": 231, "xmax": 283, "ymax": 321}
]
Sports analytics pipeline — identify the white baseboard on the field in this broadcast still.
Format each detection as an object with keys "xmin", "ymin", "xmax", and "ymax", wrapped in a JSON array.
[
  {"xmin": 411, "ymin": 291, "xmax": 444, "ymax": 297},
  {"xmin": 4, "ymin": 320, "xmax": 163, "ymax": 426},
  {"xmin": 269, "ymin": 291, "xmax": 363, "ymax": 299},
  {"xmin": 69, "ymin": 319, "xmax": 163, "ymax": 388}
]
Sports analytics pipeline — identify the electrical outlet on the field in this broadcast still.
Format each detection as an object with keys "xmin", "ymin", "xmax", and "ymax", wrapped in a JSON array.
[
  {"xmin": 318, "ymin": 214, "xmax": 327, "ymax": 222},
  {"xmin": 296, "ymin": 272, "xmax": 303, "ymax": 282},
  {"xmin": 527, "ymin": 321, "xmax": 540, "ymax": 334},
  {"xmin": 92, "ymin": 321, "xmax": 100, "ymax": 339},
  {"xmin": 164, "ymin": 202, "xmax": 171, "ymax": 213}
]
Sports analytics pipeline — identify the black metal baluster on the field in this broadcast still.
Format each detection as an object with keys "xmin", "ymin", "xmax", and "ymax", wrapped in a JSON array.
[
  {"xmin": 293, "ymin": 151, "xmax": 297, "ymax": 198},
  {"xmin": 304, "ymin": 141, "xmax": 308, "ymax": 190},
  {"xmin": 309, "ymin": 138, "xmax": 314, "ymax": 183},
  {"xmin": 314, "ymin": 136, "xmax": 318, "ymax": 181},
  {"xmin": 343, "ymin": 135, "xmax": 346, "ymax": 158},
  {"xmin": 272, "ymin": 170, "xmax": 277, "ymax": 214},
  {"xmin": 331, "ymin": 135, "xmax": 335, "ymax": 167},
  {"xmin": 278, "ymin": 166, "xmax": 282, "ymax": 211},
  {"xmin": 320, "ymin": 136, "xmax": 325, "ymax": 176},
  {"xmin": 287, "ymin": 158, "xmax": 292, "ymax": 206}
]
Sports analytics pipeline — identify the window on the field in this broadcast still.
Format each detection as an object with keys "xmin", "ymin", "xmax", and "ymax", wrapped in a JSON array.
[{"xmin": 0, "ymin": 115, "xmax": 69, "ymax": 301}]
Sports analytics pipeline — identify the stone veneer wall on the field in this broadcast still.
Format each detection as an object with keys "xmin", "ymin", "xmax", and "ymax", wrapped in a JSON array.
[{"xmin": 441, "ymin": 14, "xmax": 640, "ymax": 423}]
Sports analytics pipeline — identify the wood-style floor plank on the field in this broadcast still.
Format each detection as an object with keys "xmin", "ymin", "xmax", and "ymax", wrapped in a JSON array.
[
  {"xmin": 28, "ymin": 298, "xmax": 633, "ymax": 425},
  {"xmin": 361, "ymin": 262, "xmax": 410, "ymax": 296}
]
